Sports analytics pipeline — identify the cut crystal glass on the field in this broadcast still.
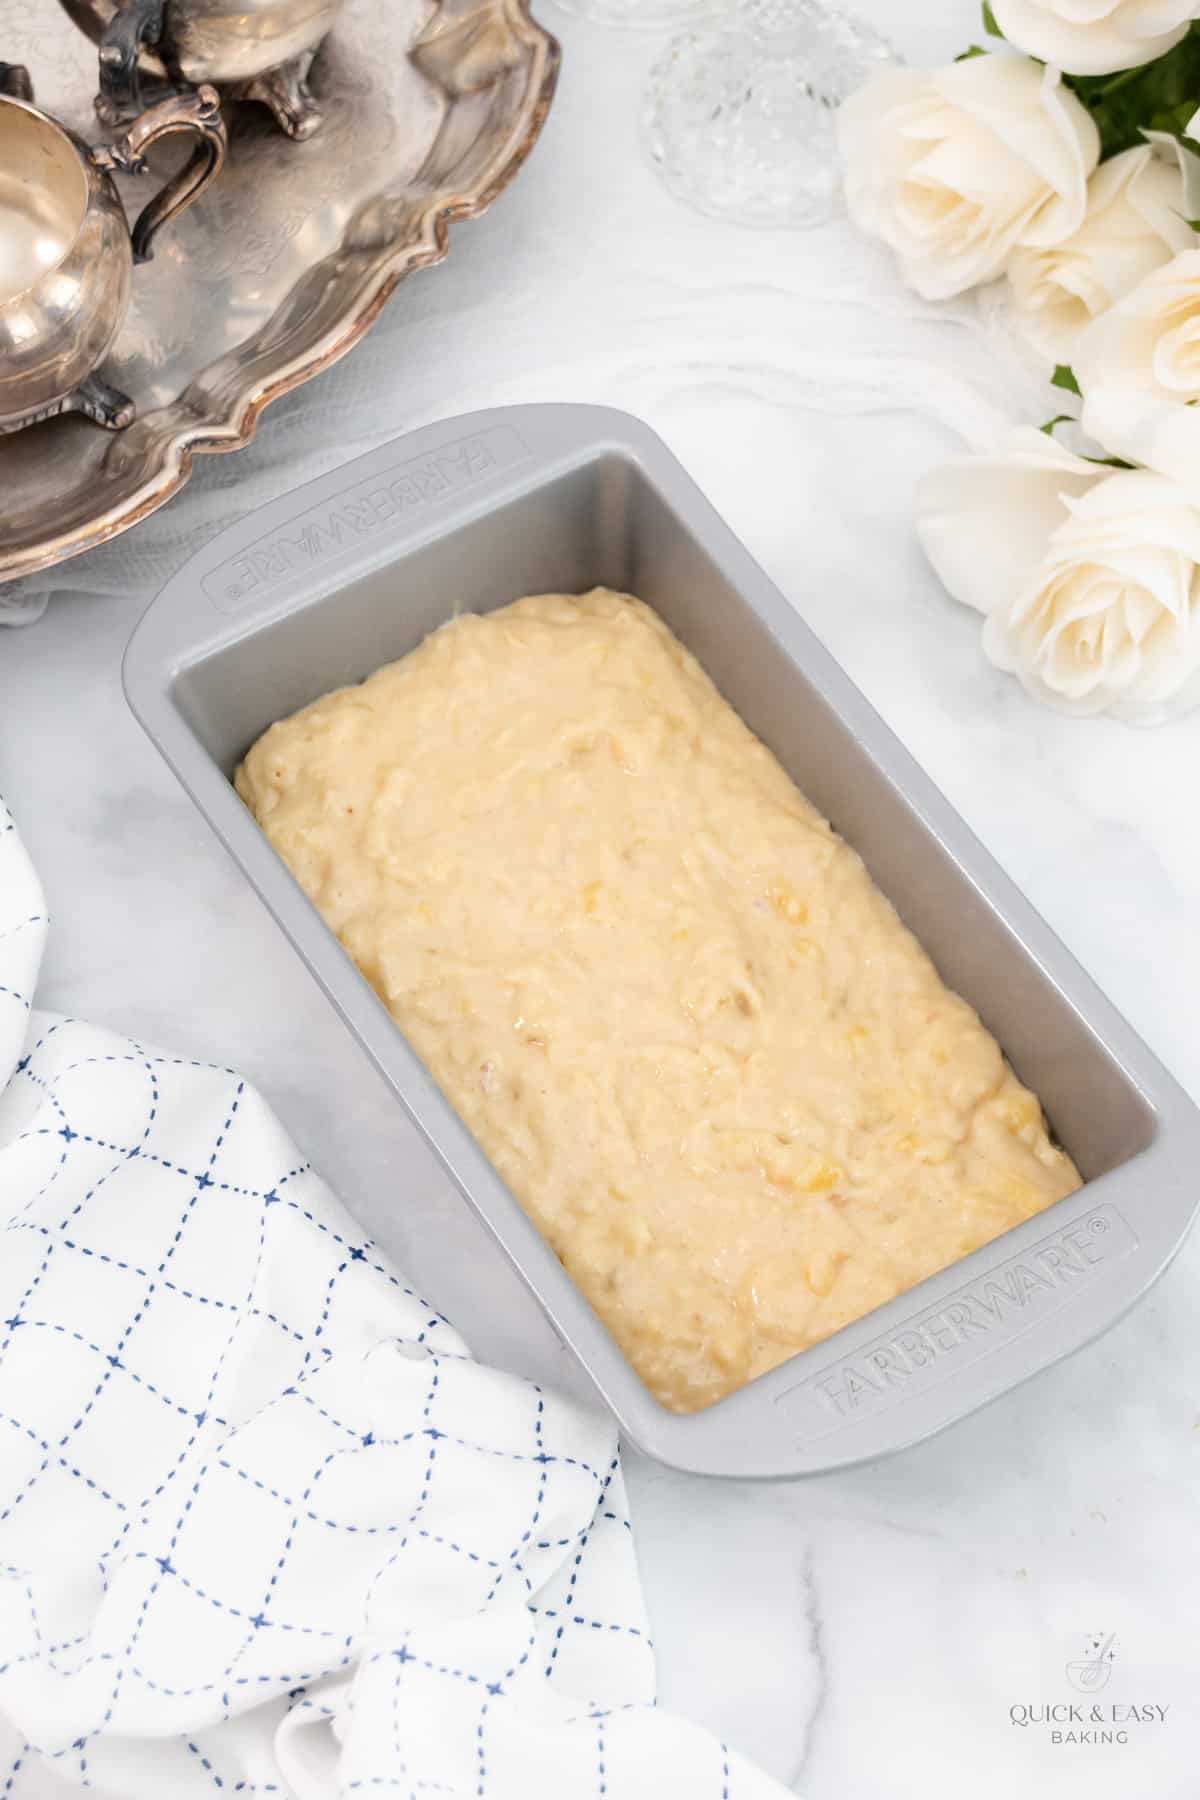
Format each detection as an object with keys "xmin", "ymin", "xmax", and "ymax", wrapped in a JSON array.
[
  {"xmin": 642, "ymin": 0, "xmax": 898, "ymax": 229},
  {"xmin": 554, "ymin": 0, "xmax": 721, "ymax": 27}
]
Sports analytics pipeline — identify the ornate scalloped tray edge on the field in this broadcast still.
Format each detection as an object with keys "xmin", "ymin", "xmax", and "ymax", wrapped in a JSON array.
[{"xmin": 0, "ymin": 0, "xmax": 559, "ymax": 584}]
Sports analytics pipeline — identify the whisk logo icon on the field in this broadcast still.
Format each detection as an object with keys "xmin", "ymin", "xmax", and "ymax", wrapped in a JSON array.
[{"xmin": 1066, "ymin": 1633, "xmax": 1116, "ymax": 1693}]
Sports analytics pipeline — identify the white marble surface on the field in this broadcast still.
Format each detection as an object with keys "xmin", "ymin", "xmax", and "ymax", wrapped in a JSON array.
[{"xmin": 2, "ymin": 2, "xmax": 1199, "ymax": 1793}]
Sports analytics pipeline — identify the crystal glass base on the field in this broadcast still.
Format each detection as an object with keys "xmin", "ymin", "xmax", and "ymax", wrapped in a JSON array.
[
  {"xmin": 553, "ymin": 0, "xmax": 721, "ymax": 27},
  {"xmin": 642, "ymin": 0, "xmax": 898, "ymax": 229}
]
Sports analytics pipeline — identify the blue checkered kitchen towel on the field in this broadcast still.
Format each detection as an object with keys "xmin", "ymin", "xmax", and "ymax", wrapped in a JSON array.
[{"xmin": 0, "ymin": 798, "xmax": 786, "ymax": 1800}]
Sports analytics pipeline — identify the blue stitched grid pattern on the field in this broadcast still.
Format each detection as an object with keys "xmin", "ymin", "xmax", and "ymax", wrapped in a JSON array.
[{"xmin": 0, "ymin": 800, "xmax": 781, "ymax": 1799}]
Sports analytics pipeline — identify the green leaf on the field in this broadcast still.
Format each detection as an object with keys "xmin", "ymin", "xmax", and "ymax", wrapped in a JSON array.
[
  {"xmin": 1052, "ymin": 365, "xmax": 1082, "ymax": 396},
  {"xmin": 1065, "ymin": 23, "xmax": 1200, "ymax": 161},
  {"xmin": 982, "ymin": 1, "xmax": 1003, "ymax": 36},
  {"xmin": 1038, "ymin": 415, "xmax": 1134, "ymax": 466},
  {"xmin": 955, "ymin": 44, "xmax": 988, "ymax": 60}
]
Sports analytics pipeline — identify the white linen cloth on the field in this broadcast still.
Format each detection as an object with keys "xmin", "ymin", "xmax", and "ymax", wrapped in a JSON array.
[
  {"xmin": 0, "ymin": 798, "xmax": 787, "ymax": 1800},
  {"xmin": 0, "ymin": 250, "xmax": 1042, "ymax": 629}
]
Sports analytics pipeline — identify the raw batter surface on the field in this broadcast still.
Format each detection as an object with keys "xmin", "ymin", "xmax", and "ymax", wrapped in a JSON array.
[{"xmin": 237, "ymin": 589, "xmax": 1081, "ymax": 1412}]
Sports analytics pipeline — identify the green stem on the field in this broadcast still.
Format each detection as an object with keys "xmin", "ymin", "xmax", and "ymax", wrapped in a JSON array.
[{"xmin": 1088, "ymin": 62, "xmax": 1153, "ymax": 101}]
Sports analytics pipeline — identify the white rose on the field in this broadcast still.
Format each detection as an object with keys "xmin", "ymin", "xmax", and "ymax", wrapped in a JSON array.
[
  {"xmin": 990, "ymin": 0, "xmax": 1196, "ymax": 78},
  {"xmin": 916, "ymin": 427, "xmax": 1200, "ymax": 723},
  {"xmin": 838, "ymin": 55, "xmax": 1099, "ymax": 302},
  {"xmin": 1007, "ymin": 143, "xmax": 1195, "ymax": 363},
  {"xmin": 1076, "ymin": 247, "xmax": 1200, "ymax": 489}
]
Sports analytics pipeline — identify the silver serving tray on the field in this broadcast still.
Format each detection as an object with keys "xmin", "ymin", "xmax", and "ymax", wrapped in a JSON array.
[
  {"xmin": 123, "ymin": 405, "xmax": 1200, "ymax": 1478},
  {"xmin": 0, "ymin": 0, "xmax": 558, "ymax": 584}
]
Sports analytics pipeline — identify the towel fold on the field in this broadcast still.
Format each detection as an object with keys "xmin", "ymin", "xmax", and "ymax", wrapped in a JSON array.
[{"xmin": 0, "ymin": 798, "xmax": 784, "ymax": 1800}]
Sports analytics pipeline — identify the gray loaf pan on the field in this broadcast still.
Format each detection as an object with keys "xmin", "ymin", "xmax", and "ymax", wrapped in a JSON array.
[{"xmin": 123, "ymin": 404, "xmax": 1200, "ymax": 1478}]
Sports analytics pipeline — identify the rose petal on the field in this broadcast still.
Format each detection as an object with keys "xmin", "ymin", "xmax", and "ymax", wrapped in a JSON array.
[
  {"xmin": 931, "ymin": 59, "xmax": 1097, "ymax": 251},
  {"xmin": 1007, "ymin": 145, "xmax": 1188, "ymax": 362},
  {"xmin": 991, "ymin": 0, "xmax": 1192, "ymax": 75},
  {"xmin": 925, "ymin": 440, "xmax": 1200, "ymax": 724},
  {"xmin": 916, "ymin": 429, "xmax": 1103, "ymax": 619},
  {"xmin": 1076, "ymin": 248, "xmax": 1200, "ymax": 393},
  {"xmin": 1082, "ymin": 382, "xmax": 1200, "ymax": 498},
  {"xmin": 840, "ymin": 56, "xmax": 1099, "ymax": 301}
]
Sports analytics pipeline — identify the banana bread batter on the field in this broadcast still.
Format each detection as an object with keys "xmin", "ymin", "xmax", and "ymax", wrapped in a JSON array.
[{"xmin": 236, "ymin": 589, "xmax": 1081, "ymax": 1412}]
